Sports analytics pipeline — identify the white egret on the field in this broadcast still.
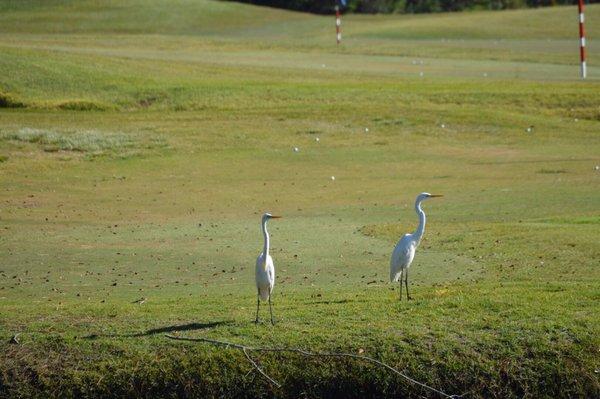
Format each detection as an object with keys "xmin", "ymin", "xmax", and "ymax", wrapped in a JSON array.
[
  {"xmin": 255, "ymin": 213, "xmax": 281, "ymax": 325},
  {"xmin": 390, "ymin": 192, "xmax": 442, "ymax": 300}
]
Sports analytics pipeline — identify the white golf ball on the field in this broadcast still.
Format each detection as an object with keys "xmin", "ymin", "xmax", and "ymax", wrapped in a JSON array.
[
  {"xmin": 365, "ymin": 128, "xmax": 369, "ymax": 133},
  {"xmin": 440, "ymin": 124, "xmax": 446, "ymax": 128},
  {"xmin": 315, "ymin": 137, "xmax": 320, "ymax": 142},
  {"xmin": 526, "ymin": 127, "xmax": 532, "ymax": 133},
  {"xmin": 293, "ymin": 147, "xmax": 299, "ymax": 152},
  {"xmin": 330, "ymin": 176, "xmax": 335, "ymax": 181}
]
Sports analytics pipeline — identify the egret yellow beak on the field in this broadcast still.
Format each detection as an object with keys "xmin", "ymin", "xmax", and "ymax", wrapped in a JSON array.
[
  {"xmin": 429, "ymin": 195, "xmax": 443, "ymax": 198},
  {"xmin": 270, "ymin": 215, "xmax": 283, "ymax": 219}
]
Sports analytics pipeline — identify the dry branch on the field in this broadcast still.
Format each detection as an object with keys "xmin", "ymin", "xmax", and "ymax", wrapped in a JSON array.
[
  {"xmin": 10, "ymin": 333, "xmax": 21, "ymax": 345},
  {"xmin": 242, "ymin": 346, "xmax": 282, "ymax": 388},
  {"xmin": 165, "ymin": 334, "xmax": 461, "ymax": 398}
]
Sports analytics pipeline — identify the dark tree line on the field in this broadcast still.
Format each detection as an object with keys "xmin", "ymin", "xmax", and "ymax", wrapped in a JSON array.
[{"xmin": 225, "ymin": 0, "xmax": 597, "ymax": 14}]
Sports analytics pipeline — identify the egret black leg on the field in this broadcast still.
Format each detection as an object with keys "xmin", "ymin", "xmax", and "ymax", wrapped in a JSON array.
[
  {"xmin": 268, "ymin": 295, "xmax": 275, "ymax": 325},
  {"xmin": 405, "ymin": 269, "xmax": 411, "ymax": 300},
  {"xmin": 255, "ymin": 293, "xmax": 260, "ymax": 323},
  {"xmin": 398, "ymin": 270, "xmax": 403, "ymax": 301}
]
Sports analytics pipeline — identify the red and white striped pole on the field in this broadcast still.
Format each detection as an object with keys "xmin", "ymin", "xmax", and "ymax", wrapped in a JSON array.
[
  {"xmin": 335, "ymin": 5, "xmax": 341, "ymax": 45},
  {"xmin": 578, "ymin": 0, "xmax": 587, "ymax": 79}
]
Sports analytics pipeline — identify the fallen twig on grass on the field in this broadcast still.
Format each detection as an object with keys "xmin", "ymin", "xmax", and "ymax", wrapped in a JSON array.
[
  {"xmin": 165, "ymin": 334, "xmax": 461, "ymax": 398},
  {"xmin": 10, "ymin": 333, "xmax": 20, "ymax": 345},
  {"xmin": 242, "ymin": 346, "xmax": 281, "ymax": 388}
]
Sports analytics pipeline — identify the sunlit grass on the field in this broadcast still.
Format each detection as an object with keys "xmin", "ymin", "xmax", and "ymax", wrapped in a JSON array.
[{"xmin": 0, "ymin": 127, "xmax": 167, "ymax": 159}]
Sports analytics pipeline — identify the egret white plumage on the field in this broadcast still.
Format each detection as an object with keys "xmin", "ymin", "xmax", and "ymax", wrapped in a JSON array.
[
  {"xmin": 390, "ymin": 193, "xmax": 442, "ymax": 300},
  {"xmin": 255, "ymin": 213, "xmax": 281, "ymax": 325}
]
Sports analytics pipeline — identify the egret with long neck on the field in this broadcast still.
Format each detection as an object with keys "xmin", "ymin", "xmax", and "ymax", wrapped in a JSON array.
[
  {"xmin": 255, "ymin": 213, "xmax": 281, "ymax": 324},
  {"xmin": 389, "ymin": 193, "xmax": 442, "ymax": 300}
]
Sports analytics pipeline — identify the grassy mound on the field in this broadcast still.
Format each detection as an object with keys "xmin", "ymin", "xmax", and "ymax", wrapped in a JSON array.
[{"xmin": 0, "ymin": 92, "xmax": 25, "ymax": 108}]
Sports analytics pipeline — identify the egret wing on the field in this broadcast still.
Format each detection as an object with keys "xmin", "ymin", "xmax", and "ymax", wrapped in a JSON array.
[
  {"xmin": 266, "ymin": 255, "xmax": 275, "ymax": 291},
  {"xmin": 390, "ymin": 234, "xmax": 415, "ymax": 282}
]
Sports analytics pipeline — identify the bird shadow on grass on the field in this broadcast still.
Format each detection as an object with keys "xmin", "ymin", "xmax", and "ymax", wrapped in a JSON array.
[
  {"xmin": 131, "ymin": 321, "xmax": 232, "ymax": 337},
  {"xmin": 83, "ymin": 321, "xmax": 232, "ymax": 340},
  {"xmin": 304, "ymin": 299, "xmax": 363, "ymax": 305}
]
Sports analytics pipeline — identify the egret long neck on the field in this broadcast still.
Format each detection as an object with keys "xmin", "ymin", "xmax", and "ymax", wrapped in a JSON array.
[
  {"xmin": 413, "ymin": 200, "xmax": 426, "ymax": 245},
  {"xmin": 262, "ymin": 219, "xmax": 270, "ymax": 256}
]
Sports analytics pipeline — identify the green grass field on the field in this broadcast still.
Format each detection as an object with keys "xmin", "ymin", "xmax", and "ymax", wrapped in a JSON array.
[{"xmin": 1, "ymin": 1, "xmax": 599, "ymax": 397}]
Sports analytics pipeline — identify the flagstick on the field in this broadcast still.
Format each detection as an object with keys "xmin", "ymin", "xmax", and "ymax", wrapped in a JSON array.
[{"xmin": 335, "ymin": 5, "xmax": 341, "ymax": 45}]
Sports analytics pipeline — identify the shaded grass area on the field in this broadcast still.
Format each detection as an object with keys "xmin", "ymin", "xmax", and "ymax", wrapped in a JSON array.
[
  {"xmin": 0, "ymin": 91, "xmax": 24, "ymax": 108},
  {"xmin": 1, "ymin": 282, "xmax": 598, "ymax": 398}
]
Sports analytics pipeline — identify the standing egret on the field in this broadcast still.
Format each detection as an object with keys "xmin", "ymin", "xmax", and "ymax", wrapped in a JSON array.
[
  {"xmin": 255, "ymin": 213, "xmax": 282, "ymax": 325},
  {"xmin": 390, "ymin": 193, "xmax": 442, "ymax": 300}
]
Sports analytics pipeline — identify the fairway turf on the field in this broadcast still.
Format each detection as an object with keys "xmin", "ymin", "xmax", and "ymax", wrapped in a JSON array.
[{"xmin": 1, "ymin": 1, "xmax": 599, "ymax": 397}]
